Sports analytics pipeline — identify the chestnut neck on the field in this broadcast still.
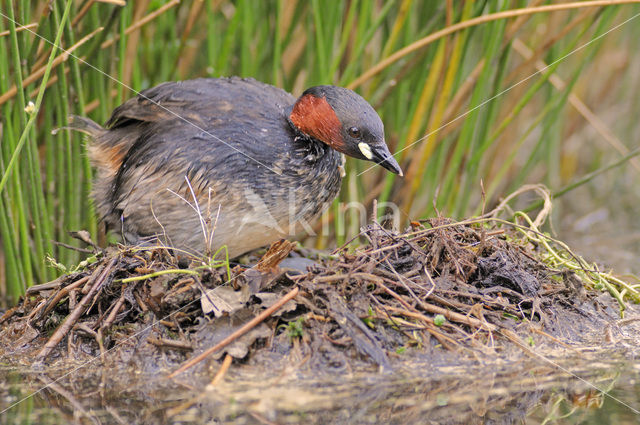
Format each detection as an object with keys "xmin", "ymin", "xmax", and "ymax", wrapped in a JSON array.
[{"xmin": 288, "ymin": 93, "xmax": 344, "ymax": 152}]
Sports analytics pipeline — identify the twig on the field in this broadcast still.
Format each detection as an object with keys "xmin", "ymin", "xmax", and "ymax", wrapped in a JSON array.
[
  {"xmin": 51, "ymin": 240, "xmax": 95, "ymax": 254},
  {"xmin": 147, "ymin": 337, "xmax": 193, "ymax": 351},
  {"xmin": 32, "ymin": 275, "xmax": 91, "ymax": 324},
  {"xmin": 101, "ymin": 289, "xmax": 126, "ymax": 329},
  {"xmin": 168, "ymin": 286, "xmax": 299, "ymax": 378},
  {"xmin": 25, "ymin": 277, "xmax": 65, "ymax": 294},
  {"xmin": 210, "ymin": 353, "xmax": 233, "ymax": 386},
  {"xmin": 36, "ymin": 258, "xmax": 117, "ymax": 361},
  {"xmin": 419, "ymin": 300, "xmax": 498, "ymax": 332},
  {"xmin": 379, "ymin": 306, "xmax": 459, "ymax": 349},
  {"xmin": 0, "ymin": 305, "xmax": 21, "ymax": 324}
]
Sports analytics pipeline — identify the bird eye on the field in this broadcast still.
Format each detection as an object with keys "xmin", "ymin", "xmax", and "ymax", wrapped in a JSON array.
[{"xmin": 348, "ymin": 127, "xmax": 361, "ymax": 138}]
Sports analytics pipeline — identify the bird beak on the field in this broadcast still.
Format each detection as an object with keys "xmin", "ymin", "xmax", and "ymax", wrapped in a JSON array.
[{"xmin": 371, "ymin": 144, "xmax": 403, "ymax": 176}]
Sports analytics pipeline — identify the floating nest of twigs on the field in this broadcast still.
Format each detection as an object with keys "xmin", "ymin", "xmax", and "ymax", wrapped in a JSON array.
[{"xmin": 1, "ymin": 189, "xmax": 638, "ymax": 376}]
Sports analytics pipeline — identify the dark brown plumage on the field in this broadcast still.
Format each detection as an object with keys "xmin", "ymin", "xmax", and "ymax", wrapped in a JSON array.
[{"xmin": 70, "ymin": 77, "xmax": 401, "ymax": 257}]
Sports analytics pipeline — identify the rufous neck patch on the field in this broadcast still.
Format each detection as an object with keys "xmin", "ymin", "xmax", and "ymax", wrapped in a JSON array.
[{"xmin": 289, "ymin": 94, "xmax": 344, "ymax": 150}]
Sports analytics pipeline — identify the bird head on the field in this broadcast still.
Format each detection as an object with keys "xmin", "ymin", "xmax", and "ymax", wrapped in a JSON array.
[{"xmin": 289, "ymin": 86, "xmax": 403, "ymax": 176}]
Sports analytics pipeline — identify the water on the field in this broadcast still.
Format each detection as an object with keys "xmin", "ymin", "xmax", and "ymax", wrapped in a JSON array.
[{"xmin": 1, "ymin": 354, "xmax": 639, "ymax": 424}]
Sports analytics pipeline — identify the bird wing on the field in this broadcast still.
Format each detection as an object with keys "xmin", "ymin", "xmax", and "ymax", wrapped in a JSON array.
[{"xmin": 105, "ymin": 81, "xmax": 195, "ymax": 129}]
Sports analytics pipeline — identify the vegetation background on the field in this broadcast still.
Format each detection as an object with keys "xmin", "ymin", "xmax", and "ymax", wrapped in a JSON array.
[{"xmin": 1, "ymin": 0, "xmax": 639, "ymax": 304}]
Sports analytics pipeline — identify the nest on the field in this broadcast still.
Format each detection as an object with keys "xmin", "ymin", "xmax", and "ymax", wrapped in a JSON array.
[{"xmin": 2, "ymin": 211, "xmax": 629, "ymax": 377}]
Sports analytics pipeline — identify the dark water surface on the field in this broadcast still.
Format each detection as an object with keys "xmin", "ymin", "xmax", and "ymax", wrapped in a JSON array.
[{"xmin": 1, "ymin": 352, "xmax": 639, "ymax": 424}]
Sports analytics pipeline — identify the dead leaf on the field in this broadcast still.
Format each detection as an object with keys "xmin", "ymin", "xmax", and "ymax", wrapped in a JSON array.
[
  {"xmin": 195, "ymin": 309, "xmax": 271, "ymax": 359},
  {"xmin": 201, "ymin": 285, "xmax": 250, "ymax": 317},
  {"xmin": 253, "ymin": 292, "xmax": 297, "ymax": 317}
]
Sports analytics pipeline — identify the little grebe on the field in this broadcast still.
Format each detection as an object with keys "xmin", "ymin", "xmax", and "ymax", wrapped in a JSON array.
[{"xmin": 70, "ymin": 77, "xmax": 402, "ymax": 257}]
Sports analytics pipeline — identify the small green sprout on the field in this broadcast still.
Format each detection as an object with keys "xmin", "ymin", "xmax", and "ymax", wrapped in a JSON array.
[
  {"xmin": 279, "ymin": 317, "xmax": 305, "ymax": 341},
  {"xmin": 362, "ymin": 305, "xmax": 376, "ymax": 329},
  {"xmin": 502, "ymin": 312, "xmax": 520, "ymax": 321},
  {"xmin": 362, "ymin": 317, "xmax": 375, "ymax": 329}
]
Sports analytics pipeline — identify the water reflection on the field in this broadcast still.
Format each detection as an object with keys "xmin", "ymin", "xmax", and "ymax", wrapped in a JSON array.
[{"xmin": 1, "ymin": 357, "xmax": 639, "ymax": 424}]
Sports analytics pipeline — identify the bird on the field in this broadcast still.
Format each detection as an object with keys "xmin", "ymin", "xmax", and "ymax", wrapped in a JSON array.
[{"xmin": 69, "ymin": 77, "xmax": 402, "ymax": 258}]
